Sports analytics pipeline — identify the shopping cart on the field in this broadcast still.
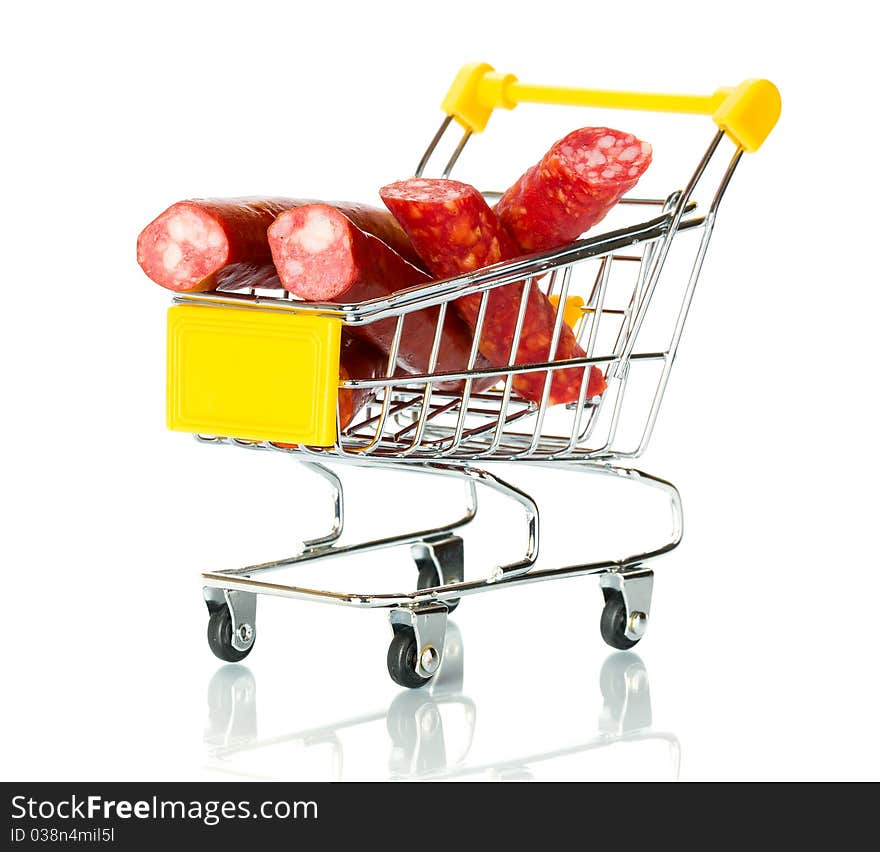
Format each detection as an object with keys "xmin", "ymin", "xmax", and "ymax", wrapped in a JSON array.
[{"xmin": 165, "ymin": 64, "xmax": 780, "ymax": 687}]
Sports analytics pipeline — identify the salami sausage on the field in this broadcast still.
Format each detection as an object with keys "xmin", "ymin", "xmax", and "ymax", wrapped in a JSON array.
[
  {"xmin": 380, "ymin": 179, "xmax": 605, "ymax": 405},
  {"xmin": 138, "ymin": 197, "xmax": 290, "ymax": 292},
  {"xmin": 268, "ymin": 204, "xmax": 493, "ymax": 393},
  {"xmin": 337, "ymin": 333, "xmax": 387, "ymax": 429},
  {"xmin": 495, "ymin": 128, "xmax": 652, "ymax": 252},
  {"xmin": 137, "ymin": 197, "xmax": 424, "ymax": 293}
]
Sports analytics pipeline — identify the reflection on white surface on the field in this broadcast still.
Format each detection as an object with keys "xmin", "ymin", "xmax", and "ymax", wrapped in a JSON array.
[{"xmin": 204, "ymin": 623, "xmax": 679, "ymax": 781}]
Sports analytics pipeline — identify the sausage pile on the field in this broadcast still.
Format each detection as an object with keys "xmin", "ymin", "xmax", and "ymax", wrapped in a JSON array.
[{"xmin": 138, "ymin": 126, "xmax": 651, "ymax": 429}]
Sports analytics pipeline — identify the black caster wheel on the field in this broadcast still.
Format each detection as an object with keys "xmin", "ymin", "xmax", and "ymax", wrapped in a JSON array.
[
  {"xmin": 600, "ymin": 592, "xmax": 640, "ymax": 651},
  {"xmin": 417, "ymin": 564, "xmax": 460, "ymax": 613},
  {"xmin": 387, "ymin": 627, "xmax": 432, "ymax": 690},
  {"xmin": 207, "ymin": 605, "xmax": 254, "ymax": 663}
]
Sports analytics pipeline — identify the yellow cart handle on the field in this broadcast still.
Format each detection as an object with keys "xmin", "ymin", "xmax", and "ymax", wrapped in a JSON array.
[{"xmin": 441, "ymin": 63, "xmax": 781, "ymax": 153}]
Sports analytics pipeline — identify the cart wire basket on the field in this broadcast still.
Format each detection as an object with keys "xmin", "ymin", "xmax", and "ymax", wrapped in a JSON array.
[{"xmin": 166, "ymin": 64, "xmax": 780, "ymax": 687}]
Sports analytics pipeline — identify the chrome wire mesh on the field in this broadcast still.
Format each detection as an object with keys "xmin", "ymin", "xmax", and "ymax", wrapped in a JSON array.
[{"xmin": 178, "ymin": 128, "xmax": 742, "ymax": 464}]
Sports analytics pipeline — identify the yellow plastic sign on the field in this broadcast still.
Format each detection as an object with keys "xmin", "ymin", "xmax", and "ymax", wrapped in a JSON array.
[{"xmin": 167, "ymin": 304, "xmax": 342, "ymax": 446}]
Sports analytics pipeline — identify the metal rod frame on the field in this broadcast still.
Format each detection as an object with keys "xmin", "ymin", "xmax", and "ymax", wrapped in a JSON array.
[
  {"xmin": 192, "ymin": 115, "xmax": 744, "ymax": 611},
  {"xmin": 201, "ymin": 449, "xmax": 681, "ymax": 610}
]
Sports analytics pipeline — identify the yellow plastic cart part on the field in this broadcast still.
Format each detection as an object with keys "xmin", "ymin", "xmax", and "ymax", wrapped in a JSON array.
[
  {"xmin": 441, "ymin": 63, "xmax": 780, "ymax": 152},
  {"xmin": 548, "ymin": 294, "xmax": 585, "ymax": 330},
  {"xmin": 167, "ymin": 304, "xmax": 342, "ymax": 446}
]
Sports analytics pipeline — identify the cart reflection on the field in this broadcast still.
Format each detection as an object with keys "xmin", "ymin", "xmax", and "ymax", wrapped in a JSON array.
[{"xmin": 204, "ymin": 623, "xmax": 678, "ymax": 780}]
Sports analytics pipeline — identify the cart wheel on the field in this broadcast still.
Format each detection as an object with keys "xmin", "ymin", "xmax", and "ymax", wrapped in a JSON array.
[
  {"xmin": 417, "ymin": 564, "xmax": 460, "ymax": 613},
  {"xmin": 387, "ymin": 627, "xmax": 431, "ymax": 690},
  {"xmin": 207, "ymin": 606, "xmax": 254, "ymax": 663},
  {"xmin": 600, "ymin": 592, "xmax": 640, "ymax": 651}
]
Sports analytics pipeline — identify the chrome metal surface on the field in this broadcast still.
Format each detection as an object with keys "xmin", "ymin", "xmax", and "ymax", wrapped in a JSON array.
[
  {"xmin": 420, "ymin": 646, "xmax": 440, "ymax": 676},
  {"xmin": 441, "ymin": 129, "xmax": 472, "ymax": 179},
  {"xmin": 411, "ymin": 534, "xmax": 464, "ymax": 589},
  {"xmin": 203, "ymin": 588, "xmax": 257, "ymax": 653},
  {"xmin": 200, "ymin": 458, "xmax": 679, "ymax": 610},
  {"xmin": 415, "ymin": 115, "xmax": 454, "ymax": 178},
  {"xmin": 198, "ymin": 452, "xmax": 479, "ymax": 583},
  {"xmin": 185, "ymin": 103, "xmax": 748, "ymax": 652},
  {"xmin": 628, "ymin": 611, "xmax": 647, "ymax": 638},
  {"xmin": 391, "ymin": 604, "xmax": 449, "ymax": 679},
  {"xmin": 300, "ymin": 462, "xmax": 344, "ymax": 549},
  {"xmin": 600, "ymin": 568, "xmax": 654, "ymax": 641},
  {"xmin": 173, "ymin": 210, "xmax": 701, "ymax": 326},
  {"xmin": 175, "ymin": 196, "xmax": 712, "ymax": 463}
]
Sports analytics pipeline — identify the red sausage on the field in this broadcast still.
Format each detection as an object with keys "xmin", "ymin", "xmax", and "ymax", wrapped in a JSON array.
[
  {"xmin": 268, "ymin": 204, "xmax": 493, "ymax": 393},
  {"xmin": 137, "ymin": 197, "xmax": 424, "ymax": 293},
  {"xmin": 380, "ymin": 179, "xmax": 606, "ymax": 405},
  {"xmin": 495, "ymin": 127, "xmax": 652, "ymax": 252},
  {"xmin": 337, "ymin": 333, "xmax": 387, "ymax": 429}
]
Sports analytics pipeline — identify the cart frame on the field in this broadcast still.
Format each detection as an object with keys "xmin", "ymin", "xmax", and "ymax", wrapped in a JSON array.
[{"xmin": 182, "ymin": 65, "xmax": 780, "ymax": 686}]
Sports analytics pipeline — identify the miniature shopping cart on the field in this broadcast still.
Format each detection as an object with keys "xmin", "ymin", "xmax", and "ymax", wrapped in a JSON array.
[{"xmin": 165, "ymin": 64, "xmax": 780, "ymax": 687}]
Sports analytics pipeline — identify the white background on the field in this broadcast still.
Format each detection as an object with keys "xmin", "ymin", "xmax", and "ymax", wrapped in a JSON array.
[{"xmin": 2, "ymin": 0, "xmax": 878, "ymax": 781}]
